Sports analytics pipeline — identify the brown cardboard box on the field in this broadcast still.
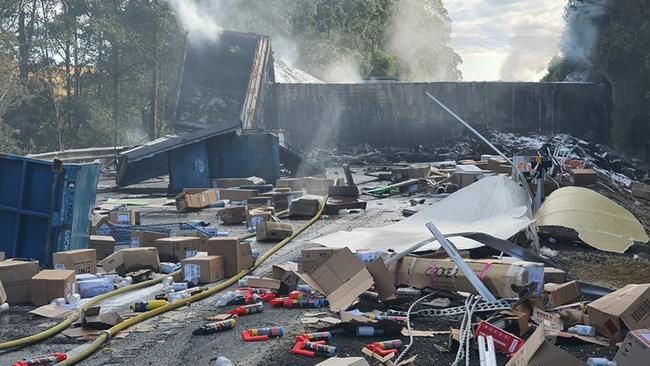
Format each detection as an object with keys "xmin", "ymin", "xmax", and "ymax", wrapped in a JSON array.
[
  {"xmin": 210, "ymin": 177, "xmax": 265, "ymax": 188},
  {"xmin": 0, "ymin": 280, "xmax": 6, "ymax": 304},
  {"xmin": 272, "ymin": 263, "xmax": 299, "ymax": 291},
  {"xmin": 247, "ymin": 276, "xmax": 281, "ymax": 290},
  {"xmin": 99, "ymin": 247, "xmax": 160, "ymax": 275},
  {"xmin": 487, "ymin": 157, "xmax": 508, "ymax": 171},
  {"xmin": 544, "ymin": 267, "xmax": 567, "ymax": 284},
  {"xmin": 108, "ymin": 210, "xmax": 140, "ymax": 225},
  {"xmin": 150, "ymin": 236, "xmax": 202, "ymax": 262},
  {"xmin": 569, "ymin": 168, "xmax": 597, "ymax": 186},
  {"xmin": 256, "ymin": 221, "xmax": 293, "ymax": 241},
  {"xmin": 505, "ymin": 325, "xmax": 586, "ymax": 366},
  {"xmin": 53, "ymin": 249, "xmax": 97, "ymax": 274},
  {"xmin": 175, "ymin": 189, "xmax": 218, "ymax": 211},
  {"xmin": 299, "ymin": 247, "xmax": 342, "ymax": 273},
  {"xmin": 296, "ymin": 248, "xmax": 374, "ymax": 312},
  {"xmin": 31, "ymin": 269, "xmax": 76, "ymax": 306},
  {"xmin": 0, "ymin": 259, "xmax": 40, "ymax": 304},
  {"xmin": 290, "ymin": 196, "xmax": 321, "ymax": 217},
  {"xmin": 181, "ymin": 256, "xmax": 224, "ymax": 284},
  {"xmin": 205, "ymin": 237, "xmax": 254, "ymax": 277},
  {"xmin": 388, "ymin": 257, "xmax": 544, "ymax": 298},
  {"xmin": 391, "ymin": 166, "xmax": 431, "ymax": 182},
  {"xmin": 89, "ymin": 235, "xmax": 115, "ymax": 260},
  {"xmin": 544, "ymin": 281, "xmax": 580, "ymax": 308},
  {"xmin": 614, "ymin": 328, "xmax": 650, "ymax": 366},
  {"xmin": 631, "ymin": 182, "xmax": 650, "ymax": 200},
  {"xmin": 451, "ymin": 171, "xmax": 484, "ymax": 188},
  {"xmin": 215, "ymin": 188, "xmax": 257, "ymax": 201},
  {"xmin": 131, "ymin": 231, "xmax": 168, "ymax": 248},
  {"xmin": 91, "ymin": 213, "xmax": 110, "ymax": 235},
  {"xmin": 218, "ymin": 206, "xmax": 247, "ymax": 224},
  {"xmin": 587, "ymin": 283, "xmax": 650, "ymax": 341},
  {"xmin": 246, "ymin": 206, "xmax": 274, "ymax": 227}
]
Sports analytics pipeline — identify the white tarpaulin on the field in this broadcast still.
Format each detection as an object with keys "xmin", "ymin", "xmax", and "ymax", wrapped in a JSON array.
[{"xmin": 314, "ymin": 175, "xmax": 533, "ymax": 252}]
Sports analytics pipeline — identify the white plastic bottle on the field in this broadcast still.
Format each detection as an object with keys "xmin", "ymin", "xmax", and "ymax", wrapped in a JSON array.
[
  {"xmin": 215, "ymin": 291, "xmax": 237, "ymax": 307},
  {"xmin": 215, "ymin": 356, "xmax": 234, "ymax": 366},
  {"xmin": 568, "ymin": 325, "xmax": 596, "ymax": 337}
]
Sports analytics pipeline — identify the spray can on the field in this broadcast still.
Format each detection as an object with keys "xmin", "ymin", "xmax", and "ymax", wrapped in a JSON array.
[
  {"xmin": 249, "ymin": 327, "xmax": 285, "ymax": 337},
  {"xmin": 12, "ymin": 352, "xmax": 67, "ymax": 366},
  {"xmin": 130, "ymin": 300, "xmax": 168, "ymax": 312},
  {"xmin": 303, "ymin": 342, "xmax": 337, "ymax": 357},
  {"xmin": 193, "ymin": 319, "xmax": 237, "ymax": 336},
  {"xmin": 230, "ymin": 302, "xmax": 264, "ymax": 316},
  {"xmin": 297, "ymin": 332, "xmax": 332, "ymax": 342},
  {"xmin": 375, "ymin": 340, "xmax": 404, "ymax": 350},
  {"xmin": 356, "ymin": 326, "xmax": 384, "ymax": 337},
  {"xmin": 366, "ymin": 314, "xmax": 407, "ymax": 323},
  {"xmin": 586, "ymin": 358, "xmax": 617, "ymax": 366},
  {"xmin": 568, "ymin": 325, "xmax": 596, "ymax": 337}
]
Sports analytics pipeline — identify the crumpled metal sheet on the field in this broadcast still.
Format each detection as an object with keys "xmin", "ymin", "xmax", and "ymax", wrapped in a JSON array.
[
  {"xmin": 313, "ymin": 176, "xmax": 533, "ymax": 252},
  {"xmin": 535, "ymin": 186, "xmax": 649, "ymax": 253}
]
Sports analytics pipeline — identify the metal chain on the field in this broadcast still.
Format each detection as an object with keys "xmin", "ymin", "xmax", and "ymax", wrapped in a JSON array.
[{"xmin": 387, "ymin": 299, "xmax": 517, "ymax": 318}]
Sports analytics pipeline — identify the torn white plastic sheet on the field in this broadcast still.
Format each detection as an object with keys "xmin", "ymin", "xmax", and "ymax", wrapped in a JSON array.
[
  {"xmin": 314, "ymin": 176, "xmax": 533, "ymax": 252},
  {"xmin": 535, "ymin": 186, "xmax": 649, "ymax": 253}
]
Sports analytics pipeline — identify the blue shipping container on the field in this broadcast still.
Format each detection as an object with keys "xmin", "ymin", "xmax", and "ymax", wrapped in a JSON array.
[{"xmin": 0, "ymin": 154, "xmax": 100, "ymax": 266}]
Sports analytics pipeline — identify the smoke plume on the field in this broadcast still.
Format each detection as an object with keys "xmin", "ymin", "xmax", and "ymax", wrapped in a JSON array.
[{"xmin": 165, "ymin": 0, "xmax": 222, "ymax": 44}]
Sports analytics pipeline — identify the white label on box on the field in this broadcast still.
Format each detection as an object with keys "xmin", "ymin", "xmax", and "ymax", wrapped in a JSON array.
[
  {"xmin": 184, "ymin": 263, "xmax": 200, "ymax": 280},
  {"xmin": 130, "ymin": 237, "xmax": 140, "ymax": 248},
  {"xmin": 117, "ymin": 213, "xmax": 130, "ymax": 223},
  {"xmin": 250, "ymin": 216, "xmax": 264, "ymax": 228},
  {"xmin": 54, "ymin": 263, "xmax": 66, "ymax": 270},
  {"xmin": 186, "ymin": 250, "xmax": 197, "ymax": 258}
]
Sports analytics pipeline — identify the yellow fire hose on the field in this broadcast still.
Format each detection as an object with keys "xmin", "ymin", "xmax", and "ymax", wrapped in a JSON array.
[{"xmin": 57, "ymin": 197, "xmax": 326, "ymax": 365}]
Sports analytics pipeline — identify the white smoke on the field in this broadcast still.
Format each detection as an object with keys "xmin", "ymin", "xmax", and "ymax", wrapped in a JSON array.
[
  {"xmin": 560, "ymin": 0, "xmax": 610, "ymax": 63},
  {"xmin": 320, "ymin": 57, "xmax": 363, "ymax": 84},
  {"xmin": 165, "ymin": 0, "xmax": 222, "ymax": 44}
]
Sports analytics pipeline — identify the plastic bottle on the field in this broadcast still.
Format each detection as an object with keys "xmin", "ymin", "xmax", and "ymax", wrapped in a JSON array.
[
  {"xmin": 586, "ymin": 358, "xmax": 616, "ymax": 366},
  {"xmin": 238, "ymin": 277, "xmax": 249, "ymax": 287},
  {"xmin": 568, "ymin": 325, "xmax": 596, "ymax": 337},
  {"xmin": 215, "ymin": 291, "xmax": 238, "ymax": 307},
  {"xmin": 172, "ymin": 282, "xmax": 189, "ymax": 291},
  {"xmin": 356, "ymin": 326, "xmax": 383, "ymax": 337},
  {"xmin": 297, "ymin": 285, "xmax": 312, "ymax": 293},
  {"xmin": 214, "ymin": 356, "xmax": 234, "ymax": 366},
  {"xmin": 162, "ymin": 276, "xmax": 173, "ymax": 286},
  {"xmin": 78, "ymin": 278, "xmax": 114, "ymax": 298}
]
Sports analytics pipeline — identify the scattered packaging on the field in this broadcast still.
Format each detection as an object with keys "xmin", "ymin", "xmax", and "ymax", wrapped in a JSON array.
[
  {"xmin": 89, "ymin": 235, "xmax": 115, "ymax": 260},
  {"xmin": 569, "ymin": 168, "xmax": 598, "ymax": 186},
  {"xmin": 246, "ymin": 207, "xmax": 275, "ymax": 228},
  {"xmin": 78, "ymin": 277, "xmax": 114, "ymax": 298},
  {"xmin": 131, "ymin": 230, "xmax": 168, "ymax": 248},
  {"xmin": 99, "ymin": 247, "xmax": 161, "ymax": 275},
  {"xmin": 388, "ymin": 257, "xmax": 544, "ymax": 298},
  {"xmin": 614, "ymin": 328, "xmax": 650, "ymax": 366},
  {"xmin": 544, "ymin": 267, "xmax": 567, "ymax": 284},
  {"xmin": 53, "ymin": 249, "xmax": 97, "ymax": 274},
  {"xmin": 0, "ymin": 259, "xmax": 40, "ymax": 304},
  {"xmin": 31, "ymin": 270, "xmax": 76, "ymax": 306},
  {"xmin": 290, "ymin": 196, "xmax": 322, "ymax": 217},
  {"xmin": 150, "ymin": 236, "xmax": 202, "ymax": 262},
  {"xmin": 219, "ymin": 206, "xmax": 247, "ymax": 224},
  {"xmin": 256, "ymin": 221, "xmax": 293, "ymax": 241},
  {"xmin": 300, "ymin": 248, "xmax": 342, "ymax": 273},
  {"xmin": 182, "ymin": 256, "xmax": 224, "ymax": 284},
  {"xmin": 391, "ymin": 166, "xmax": 431, "ymax": 182},
  {"xmin": 91, "ymin": 214, "xmax": 110, "ymax": 235},
  {"xmin": 545, "ymin": 281, "xmax": 581, "ymax": 308},
  {"xmin": 82, "ymin": 306, "xmax": 124, "ymax": 330},
  {"xmin": 474, "ymin": 320, "xmax": 523, "ymax": 354},
  {"xmin": 210, "ymin": 177, "xmax": 265, "ymax": 188},
  {"xmin": 587, "ymin": 283, "xmax": 650, "ymax": 341},
  {"xmin": 505, "ymin": 325, "xmax": 586, "ymax": 366},
  {"xmin": 108, "ymin": 209, "xmax": 140, "ymax": 225},
  {"xmin": 272, "ymin": 263, "xmax": 299, "ymax": 291},
  {"xmin": 175, "ymin": 189, "xmax": 218, "ymax": 211},
  {"xmin": 247, "ymin": 276, "xmax": 282, "ymax": 290},
  {"xmin": 206, "ymin": 237, "xmax": 255, "ymax": 277},
  {"xmin": 215, "ymin": 188, "xmax": 257, "ymax": 201}
]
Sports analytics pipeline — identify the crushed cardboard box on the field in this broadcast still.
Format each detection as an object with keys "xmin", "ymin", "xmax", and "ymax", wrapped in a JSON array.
[
  {"xmin": 505, "ymin": 325, "xmax": 586, "ymax": 366},
  {"xmin": 182, "ymin": 256, "xmax": 224, "ymax": 284},
  {"xmin": 205, "ymin": 237, "xmax": 254, "ymax": 277},
  {"xmin": 175, "ymin": 188, "xmax": 218, "ymax": 211},
  {"xmin": 544, "ymin": 281, "xmax": 580, "ymax": 308},
  {"xmin": 587, "ymin": 283, "xmax": 650, "ymax": 341},
  {"xmin": 271, "ymin": 263, "xmax": 299, "ymax": 291},
  {"xmin": 290, "ymin": 195, "xmax": 322, "ymax": 217},
  {"xmin": 300, "ymin": 247, "xmax": 342, "ymax": 273},
  {"xmin": 31, "ymin": 269, "xmax": 76, "ymax": 306},
  {"xmin": 99, "ymin": 247, "xmax": 161, "ymax": 276},
  {"xmin": 82, "ymin": 306, "xmax": 124, "ymax": 330},
  {"xmin": 218, "ymin": 206, "xmax": 247, "ymax": 224},
  {"xmin": 150, "ymin": 236, "xmax": 202, "ymax": 262},
  {"xmin": 53, "ymin": 249, "xmax": 97, "ymax": 274},
  {"xmin": 256, "ymin": 221, "xmax": 293, "ymax": 241},
  {"xmin": 0, "ymin": 259, "xmax": 40, "ymax": 304},
  {"xmin": 89, "ymin": 235, "xmax": 115, "ymax": 260},
  {"xmin": 614, "ymin": 328, "xmax": 650, "ymax": 366}
]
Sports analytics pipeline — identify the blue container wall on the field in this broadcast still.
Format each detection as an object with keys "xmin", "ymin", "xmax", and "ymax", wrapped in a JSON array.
[
  {"xmin": 206, "ymin": 133, "xmax": 279, "ymax": 184},
  {"xmin": 168, "ymin": 142, "xmax": 211, "ymax": 191},
  {"xmin": 0, "ymin": 154, "xmax": 99, "ymax": 266}
]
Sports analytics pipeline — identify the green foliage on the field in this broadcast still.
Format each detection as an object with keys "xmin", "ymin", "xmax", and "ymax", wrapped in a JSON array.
[{"xmin": 368, "ymin": 49, "xmax": 398, "ymax": 77}]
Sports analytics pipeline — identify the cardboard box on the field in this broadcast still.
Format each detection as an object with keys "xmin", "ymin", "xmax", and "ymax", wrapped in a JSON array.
[
  {"xmin": 215, "ymin": 188, "xmax": 257, "ymax": 201},
  {"xmin": 205, "ymin": 237, "xmax": 254, "ymax": 277},
  {"xmin": 0, "ymin": 259, "xmax": 40, "ymax": 304},
  {"xmin": 388, "ymin": 257, "xmax": 544, "ymax": 298},
  {"xmin": 182, "ymin": 256, "xmax": 224, "ymax": 284},
  {"xmin": 272, "ymin": 263, "xmax": 299, "ymax": 291},
  {"xmin": 300, "ymin": 248, "xmax": 342, "ymax": 273},
  {"xmin": 290, "ymin": 196, "xmax": 321, "ymax": 217},
  {"xmin": 108, "ymin": 210, "xmax": 140, "ymax": 225},
  {"xmin": 218, "ymin": 206, "xmax": 247, "ymax": 224},
  {"xmin": 0, "ymin": 280, "xmax": 6, "ymax": 304},
  {"xmin": 296, "ymin": 248, "xmax": 374, "ymax": 312},
  {"xmin": 315, "ymin": 357, "xmax": 370, "ymax": 366},
  {"xmin": 99, "ymin": 247, "xmax": 160, "ymax": 275},
  {"xmin": 451, "ymin": 171, "xmax": 485, "ymax": 188},
  {"xmin": 131, "ymin": 231, "xmax": 168, "ymax": 248},
  {"xmin": 246, "ymin": 207, "xmax": 274, "ymax": 227},
  {"xmin": 544, "ymin": 281, "xmax": 580, "ymax": 308},
  {"xmin": 631, "ymin": 182, "xmax": 650, "ymax": 200},
  {"xmin": 544, "ymin": 267, "xmax": 566, "ymax": 284},
  {"xmin": 175, "ymin": 189, "xmax": 218, "ymax": 211},
  {"xmin": 569, "ymin": 168, "xmax": 597, "ymax": 186},
  {"xmin": 210, "ymin": 177, "xmax": 265, "ymax": 188},
  {"xmin": 53, "ymin": 249, "xmax": 97, "ymax": 274},
  {"xmin": 505, "ymin": 325, "xmax": 586, "ymax": 366},
  {"xmin": 150, "ymin": 237, "xmax": 202, "ymax": 262},
  {"xmin": 587, "ymin": 283, "xmax": 650, "ymax": 341},
  {"xmin": 256, "ymin": 221, "xmax": 293, "ymax": 242},
  {"xmin": 89, "ymin": 235, "xmax": 115, "ymax": 260},
  {"xmin": 487, "ymin": 157, "xmax": 508, "ymax": 171},
  {"xmin": 247, "ymin": 276, "xmax": 281, "ymax": 290},
  {"xmin": 391, "ymin": 166, "xmax": 431, "ymax": 182},
  {"xmin": 91, "ymin": 213, "xmax": 110, "ymax": 235},
  {"xmin": 31, "ymin": 270, "xmax": 76, "ymax": 306},
  {"xmin": 614, "ymin": 328, "xmax": 650, "ymax": 366},
  {"xmin": 246, "ymin": 196, "xmax": 274, "ymax": 208}
]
